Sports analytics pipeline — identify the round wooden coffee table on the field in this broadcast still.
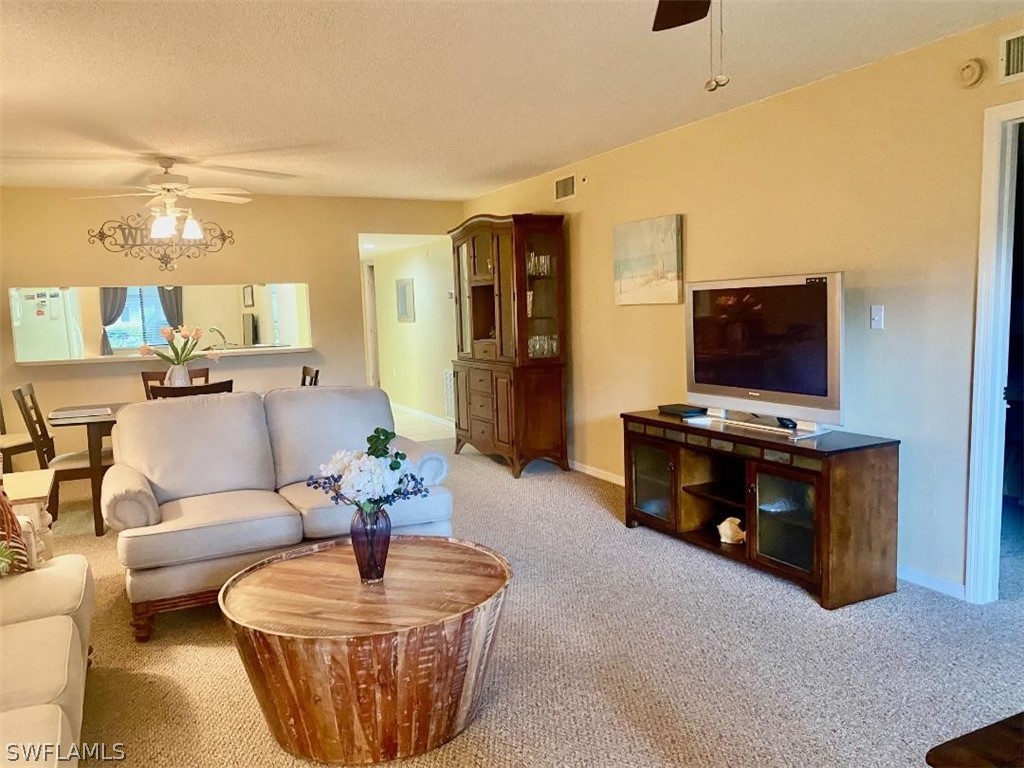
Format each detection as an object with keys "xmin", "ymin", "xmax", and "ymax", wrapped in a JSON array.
[{"xmin": 219, "ymin": 535, "xmax": 512, "ymax": 765}]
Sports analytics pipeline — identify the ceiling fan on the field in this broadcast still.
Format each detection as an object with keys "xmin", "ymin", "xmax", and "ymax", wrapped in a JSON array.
[
  {"xmin": 652, "ymin": 0, "xmax": 710, "ymax": 32},
  {"xmin": 73, "ymin": 156, "xmax": 253, "ymax": 211}
]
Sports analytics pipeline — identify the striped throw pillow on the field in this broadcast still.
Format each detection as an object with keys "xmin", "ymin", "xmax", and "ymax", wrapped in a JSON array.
[{"xmin": 0, "ymin": 466, "xmax": 33, "ymax": 576}]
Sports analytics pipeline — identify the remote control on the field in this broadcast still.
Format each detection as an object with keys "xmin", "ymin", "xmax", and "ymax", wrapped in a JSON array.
[{"xmin": 776, "ymin": 417, "xmax": 797, "ymax": 430}]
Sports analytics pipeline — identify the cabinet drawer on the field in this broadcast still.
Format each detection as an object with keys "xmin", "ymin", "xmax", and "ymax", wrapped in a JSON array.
[
  {"xmin": 469, "ymin": 369, "xmax": 493, "ymax": 394},
  {"xmin": 470, "ymin": 418, "xmax": 494, "ymax": 446},
  {"xmin": 472, "ymin": 340, "xmax": 497, "ymax": 360},
  {"xmin": 470, "ymin": 394, "xmax": 493, "ymax": 421}
]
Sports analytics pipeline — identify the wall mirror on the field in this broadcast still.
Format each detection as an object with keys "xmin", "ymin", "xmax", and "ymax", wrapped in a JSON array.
[{"xmin": 9, "ymin": 283, "xmax": 312, "ymax": 364}]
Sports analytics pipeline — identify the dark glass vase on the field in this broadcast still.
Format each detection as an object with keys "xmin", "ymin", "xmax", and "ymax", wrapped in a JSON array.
[{"xmin": 350, "ymin": 507, "xmax": 391, "ymax": 584}]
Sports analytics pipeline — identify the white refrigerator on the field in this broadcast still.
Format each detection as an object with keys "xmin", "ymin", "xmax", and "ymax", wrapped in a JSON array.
[{"xmin": 9, "ymin": 287, "xmax": 85, "ymax": 362}]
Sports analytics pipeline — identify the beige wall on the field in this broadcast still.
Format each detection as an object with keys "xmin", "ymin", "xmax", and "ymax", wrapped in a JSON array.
[
  {"xmin": 371, "ymin": 239, "xmax": 456, "ymax": 419},
  {"xmin": 1, "ymin": 189, "xmax": 461, "ymax": 455},
  {"xmin": 465, "ymin": 15, "xmax": 1024, "ymax": 588}
]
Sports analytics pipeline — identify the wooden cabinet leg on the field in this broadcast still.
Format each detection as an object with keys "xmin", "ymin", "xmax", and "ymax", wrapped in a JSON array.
[
  {"xmin": 454, "ymin": 438, "xmax": 465, "ymax": 454},
  {"xmin": 131, "ymin": 603, "xmax": 155, "ymax": 642}
]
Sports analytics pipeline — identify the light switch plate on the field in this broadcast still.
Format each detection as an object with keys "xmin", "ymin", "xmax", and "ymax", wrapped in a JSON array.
[{"xmin": 870, "ymin": 305, "xmax": 885, "ymax": 330}]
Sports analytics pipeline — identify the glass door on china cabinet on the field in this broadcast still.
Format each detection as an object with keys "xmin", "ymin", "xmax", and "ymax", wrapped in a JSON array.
[
  {"xmin": 517, "ymin": 228, "xmax": 563, "ymax": 362},
  {"xmin": 455, "ymin": 240, "xmax": 473, "ymax": 356}
]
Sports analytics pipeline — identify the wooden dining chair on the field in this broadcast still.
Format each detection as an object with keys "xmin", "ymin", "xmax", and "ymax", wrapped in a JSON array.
[
  {"xmin": 149, "ymin": 380, "xmax": 233, "ymax": 399},
  {"xmin": 300, "ymin": 366, "xmax": 320, "ymax": 386},
  {"xmin": 11, "ymin": 383, "xmax": 113, "ymax": 523},
  {"xmin": 141, "ymin": 367, "xmax": 210, "ymax": 400},
  {"xmin": 0, "ymin": 399, "xmax": 37, "ymax": 473}
]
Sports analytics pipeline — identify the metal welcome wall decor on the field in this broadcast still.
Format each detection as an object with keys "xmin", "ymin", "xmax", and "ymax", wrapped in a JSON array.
[{"xmin": 87, "ymin": 212, "xmax": 234, "ymax": 271}]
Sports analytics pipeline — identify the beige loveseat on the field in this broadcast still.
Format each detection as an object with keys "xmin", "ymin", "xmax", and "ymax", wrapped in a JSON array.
[
  {"xmin": 0, "ymin": 554, "xmax": 95, "ymax": 767},
  {"xmin": 101, "ymin": 386, "xmax": 452, "ymax": 641}
]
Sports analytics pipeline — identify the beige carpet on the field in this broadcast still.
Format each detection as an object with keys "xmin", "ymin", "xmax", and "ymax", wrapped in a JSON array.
[{"xmin": 53, "ymin": 444, "xmax": 1023, "ymax": 767}]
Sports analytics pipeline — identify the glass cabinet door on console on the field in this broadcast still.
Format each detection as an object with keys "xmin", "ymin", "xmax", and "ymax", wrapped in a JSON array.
[
  {"xmin": 748, "ymin": 463, "xmax": 819, "ymax": 580},
  {"xmin": 628, "ymin": 438, "xmax": 676, "ymax": 532}
]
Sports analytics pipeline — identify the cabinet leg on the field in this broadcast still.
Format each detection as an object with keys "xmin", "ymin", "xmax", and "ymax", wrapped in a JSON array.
[
  {"xmin": 454, "ymin": 438, "xmax": 465, "ymax": 455},
  {"xmin": 625, "ymin": 514, "xmax": 639, "ymax": 529},
  {"xmin": 558, "ymin": 457, "xmax": 570, "ymax": 472},
  {"xmin": 510, "ymin": 459, "xmax": 525, "ymax": 478}
]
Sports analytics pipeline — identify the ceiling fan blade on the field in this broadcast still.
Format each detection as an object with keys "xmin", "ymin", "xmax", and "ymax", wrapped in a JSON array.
[
  {"xmin": 69, "ymin": 191, "xmax": 157, "ymax": 200},
  {"xmin": 141, "ymin": 195, "xmax": 166, "ymax": 209},
  {"xmin": 185, "ymin": 193, "xmax": 252, "ymax": 204},
  {"xmin": 183, "ymin": 187, "xmax": 251, "ymax": 196},
  {"xmin": 652, "ymin": 0, "xmax": 711, "ymax": 31}
]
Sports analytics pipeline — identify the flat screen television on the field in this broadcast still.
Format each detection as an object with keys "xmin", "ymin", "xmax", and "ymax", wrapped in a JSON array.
[{"xmin": 684, "ymin": 272, "xmax": 844, "ymax": 425}]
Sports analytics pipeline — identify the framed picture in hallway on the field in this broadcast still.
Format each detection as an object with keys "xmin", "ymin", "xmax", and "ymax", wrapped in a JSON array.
[
  {"xmin": 396, "ymin": 278, "xmax": 415, "ymax": 322},
  {"xmin": 242, "ymin": 284, "xmax": 254, "ymax": 307}
]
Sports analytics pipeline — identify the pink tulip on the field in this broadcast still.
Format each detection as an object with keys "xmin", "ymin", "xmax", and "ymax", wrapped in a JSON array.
[
  {"xmin": 160, "ymin": 327, "xmax": 174, "ymax": 341},
  {"xmin": 179, "ymin": 324, "xmax": 193, "ymax": 338},
  {"xmin": 192, "ymin": 327, "xmax": 204, "ymax": 341},
  {"xmin": 140, "ymin": 344, "xmax": 154, "ymax": 356}
]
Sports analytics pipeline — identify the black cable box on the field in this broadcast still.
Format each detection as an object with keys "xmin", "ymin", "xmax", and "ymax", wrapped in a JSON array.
[{"xmin": 657, "ymin": 404, "xmax": 708, "ymax": 418}]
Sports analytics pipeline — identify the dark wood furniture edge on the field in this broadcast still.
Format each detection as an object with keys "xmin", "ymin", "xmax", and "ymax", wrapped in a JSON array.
[
  {"xmin": 925, "ymin": 711, "xmax": 1024, "ymax": 767},
  {"xmin": 130, "ymin": 588, "xmax": 221, "ymax": 642}
]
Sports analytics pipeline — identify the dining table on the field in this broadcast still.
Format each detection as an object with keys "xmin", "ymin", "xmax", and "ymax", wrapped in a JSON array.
[{"xmin": 47, "ymin": 402, "xmax": 129, "ymax": 536}]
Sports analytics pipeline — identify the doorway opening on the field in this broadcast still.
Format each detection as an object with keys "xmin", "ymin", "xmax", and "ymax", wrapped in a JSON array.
[
  {"xmin": 357, "ymin": 233, "xmax": 455, "ymax": 442},
  {"xmin": 966, "ymin": 100, "xmax": 1024, "ymax": 603}
]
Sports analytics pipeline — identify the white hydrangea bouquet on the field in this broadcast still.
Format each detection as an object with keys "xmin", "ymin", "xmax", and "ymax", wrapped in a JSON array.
[{"xmin": 306, "ymin": 428, "xmax": 428, "ymax": 518}]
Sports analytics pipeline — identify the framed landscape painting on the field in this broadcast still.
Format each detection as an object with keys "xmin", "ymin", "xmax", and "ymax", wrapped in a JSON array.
[{"xmin": 613, "ymin": 214, "xmax": 683, "ymax": 305}]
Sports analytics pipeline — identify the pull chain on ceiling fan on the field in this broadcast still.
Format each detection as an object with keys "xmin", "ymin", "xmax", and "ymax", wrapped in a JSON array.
[
  {"xmin": 652, "ymin": 0, "xmax": 730, "ymax": 92},
  {"xmin": 705, "ymin": 0, "xmax": 729, "ymax": 92}
]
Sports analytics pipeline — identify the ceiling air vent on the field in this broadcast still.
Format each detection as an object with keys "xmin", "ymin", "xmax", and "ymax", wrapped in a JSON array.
[
  {"xmin": 1000, "ymin": 30, "xmax": 1024, "ymax": 84},
  {"xmin": 554, "ymin": 174, "xmax": 576, "ymax": 202}
]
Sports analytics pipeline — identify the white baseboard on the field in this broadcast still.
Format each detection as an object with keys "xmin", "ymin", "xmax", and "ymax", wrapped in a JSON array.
[
  {"xmin": 897, "ymin": 565, "xmax": 966, "ymax": 601},
  {"xmin": 570, "ymin": 460, "xmax": 625, "ymax": 487},
  {"xmin": 391, "ymin": 403, "xmax": 455, "ymax": 427}
]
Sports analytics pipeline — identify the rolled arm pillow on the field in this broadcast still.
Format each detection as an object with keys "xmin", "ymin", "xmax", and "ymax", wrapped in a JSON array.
[
  {"xmin": 390, "ymin": 436, "xmax": 449, "ymax": 486},
  {"xmin": 101, "ymin": 464, "xmax": 160, "ymax": 531}
]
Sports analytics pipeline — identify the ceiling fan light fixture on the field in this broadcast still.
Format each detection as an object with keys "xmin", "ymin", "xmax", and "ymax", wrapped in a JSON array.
[
  {"xmin": 149, "ymin": 213, "xmax": 177, "ymax": 239},
  {"xmin": 181, "ymin": 211, "xmax": 204, "ymax": 240}
]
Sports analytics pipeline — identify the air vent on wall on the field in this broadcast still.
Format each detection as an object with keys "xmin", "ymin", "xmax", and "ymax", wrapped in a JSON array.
[
  {"xmin": 554, "ymin": 174, "xmax": 576, "ymax": 202},
  {"xmin": 1000, "ymin": 30, "xmax": 1024, "ymax": 83}
]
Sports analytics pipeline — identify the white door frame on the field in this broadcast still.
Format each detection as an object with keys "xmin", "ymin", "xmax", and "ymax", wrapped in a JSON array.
[
  {"xmin": 965, "ymin": 99, "xmax": 1023, "ymax": 604},
  {"xmin": 360, "ymin": 262, "xmax": 380, "ymax": 387}
]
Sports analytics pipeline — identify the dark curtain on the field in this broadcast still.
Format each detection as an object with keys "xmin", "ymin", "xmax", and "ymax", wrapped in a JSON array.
[
  {"xmin": 158, "ymin": 286, "xmax": 184, "ymax": 330},
  {"xmin": 99, "ymin": 286, "xmax": 127, "ymax": 355}
]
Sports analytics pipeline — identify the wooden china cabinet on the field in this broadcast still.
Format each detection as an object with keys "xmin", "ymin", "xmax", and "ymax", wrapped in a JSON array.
[{"xmin": 449, "ymin": 213, "xmax": 568, "ymax": 477}]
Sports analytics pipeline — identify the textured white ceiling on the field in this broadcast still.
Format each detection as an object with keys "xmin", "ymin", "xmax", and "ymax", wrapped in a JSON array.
[{"xmin": 1, "ymin": 1, "xmax": 1019, "ymax": 200}]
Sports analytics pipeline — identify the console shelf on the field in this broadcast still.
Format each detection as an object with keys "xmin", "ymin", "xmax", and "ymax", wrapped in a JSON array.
[
  {"xmin": 622, "ymin": 410, "xmax": 900, "ymax": 609},
  {"xmin": 681, "ymin": 481, "xmax": 745, "ymax": 510}
]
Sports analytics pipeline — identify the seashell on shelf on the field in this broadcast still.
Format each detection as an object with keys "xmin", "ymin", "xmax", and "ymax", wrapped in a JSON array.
[{"xmin": 717, "ymin": 517, "xmax": 746, "ymax": 544}]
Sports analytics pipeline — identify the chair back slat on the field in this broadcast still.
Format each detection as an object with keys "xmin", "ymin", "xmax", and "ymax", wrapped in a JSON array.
[
  {"xmin": 149, "ymin": 380, "xmax": 233, "ymax": 399},
  {"xmin": 11, "ymin": 384, "xmax": 55, "ymax": 466},
  {"xmin": 300, "ymin": 366, "xmax": 320, "ymax": 386},
  {"xmin": 141, "ymin": 367, "xmax": 211, "ymax": 399}
]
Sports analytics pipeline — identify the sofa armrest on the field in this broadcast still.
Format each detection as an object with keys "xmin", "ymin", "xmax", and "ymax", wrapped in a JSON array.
[
  {"xmin": 391, "ymin": 436, "xmax": 449, "ymax": 486},
  {"xmin": 101, "ymin": 464, "xmax": 160, "ymax": 531}
]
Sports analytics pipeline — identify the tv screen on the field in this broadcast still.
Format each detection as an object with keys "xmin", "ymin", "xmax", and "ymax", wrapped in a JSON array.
[
  {"xmin": 691, "ymin": 279, "xmax": 828, "ymax": 397},
  {"xmin": 685, "ymin": 272, "xmax": 843, "ymax": 425}
]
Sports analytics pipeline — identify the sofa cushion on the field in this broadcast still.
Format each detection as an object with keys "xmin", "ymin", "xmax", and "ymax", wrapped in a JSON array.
[
  {"xmin": 264, "ymin": 386, "xmax": 396, "ymax": 489},
  {"xmin": 0, "ymin": 705, "xmax": 77, "ymax": 767},
  {"xmin": 117, "ymin": 490, "xmax": 303, "ymax": 570},
  {"xmin": 278, "ymin": 482, "xmax": 452, "ymax": 539},
  {"xmin": 0, "ymin": 555, "xmax": 93, "ymax": 656},
  {"xmin": 0, "ymin": 616, "xmax": 85, "ymax": 735},
  {"xmin": 124, "ymin": 544, "xmax": 303, "ymax": 604},
  {"xmin": 112, "ymin": 393, "xmax": 276, "ymax": 505}
]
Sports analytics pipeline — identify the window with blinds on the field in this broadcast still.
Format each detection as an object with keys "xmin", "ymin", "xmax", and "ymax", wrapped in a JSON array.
[{"xmin": 106, "ymin": 286, "xmax": 171, "ymax": 349}]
